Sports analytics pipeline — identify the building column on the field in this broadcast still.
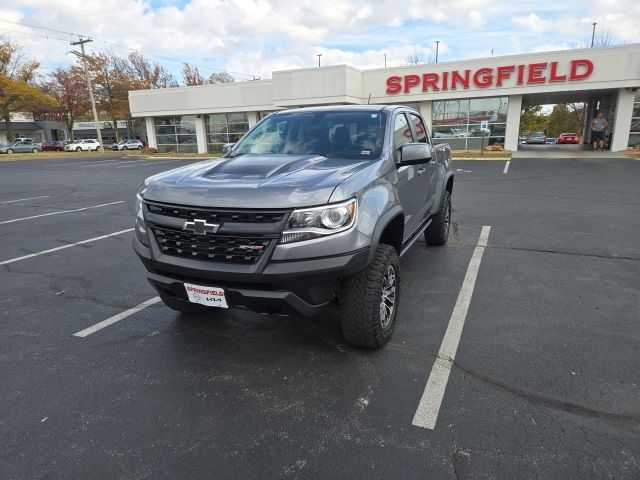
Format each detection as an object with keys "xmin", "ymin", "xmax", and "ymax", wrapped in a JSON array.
[
  {"xmin": 195, "ymin": 115, "xmax": 207, "ymax": 154},
  {"xmin": 247, "ymin": 112, "xmax": 259, "ymax": 128},
  {"xmin": 418, "ymin": 101, "xmax": 433, "ymax": 134},
  {"xmin": 504, "ymin": 94, "xmax": 522, "ymax": 152},
  {"xmin": 144, "ymin": 117, "xmax": 157, "ymax": 148},
  {"xmin": 610, "ymin": 88, "xmax": 636, "ymax": 152}
]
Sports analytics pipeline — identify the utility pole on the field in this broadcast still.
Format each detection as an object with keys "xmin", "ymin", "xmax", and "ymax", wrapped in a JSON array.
[
  {"xmin": 591, "ymin": 22, "xmax": 597, "ymax": 47},
  {"xmin": 435, "ymin": 40, "xmax": 440, "ymax": 63},
  {"xmin": 317, "ymin": 53, "xmax": 322, "ymax": 68},
  {"xmin": 70, "ymin": 37, "xmax": 104, "ymax": 153},
  {"xmin": 384, "ymin": 52, "xmax": 387, "ymax": 68}
]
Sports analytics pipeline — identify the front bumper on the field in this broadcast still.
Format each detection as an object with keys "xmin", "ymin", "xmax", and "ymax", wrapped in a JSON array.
[{"xmin": 133, "ymin": 235, "xmax": 369, "ymax": 316}]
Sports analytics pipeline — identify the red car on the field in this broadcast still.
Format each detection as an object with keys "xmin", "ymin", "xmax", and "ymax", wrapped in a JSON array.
[
  {"xmin": 557, "ymin": 133, "xmax": 580, "ymax": 144},
  {"xmin": 42, "ymin": 140, "xmax": 65, "ymax": 151}
]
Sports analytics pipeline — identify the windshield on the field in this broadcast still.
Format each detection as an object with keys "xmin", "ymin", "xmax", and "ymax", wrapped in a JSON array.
[{"xmin": 232, "ymin": 110, "xmax": 387, "ymax": 159}]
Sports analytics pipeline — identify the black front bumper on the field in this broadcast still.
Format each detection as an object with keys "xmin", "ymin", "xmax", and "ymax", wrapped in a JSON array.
[{"xmin": 133, "ymin": 236, "xmax": 369, "ymax": 316}]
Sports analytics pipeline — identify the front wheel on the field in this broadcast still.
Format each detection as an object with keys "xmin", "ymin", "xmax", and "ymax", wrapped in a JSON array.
[
  {"xmin": 122, "ymin": 146, "xmax": 128, "ymax": 150},
  {"xmin": 76, "ymin": 147, "xmax": 82, "ymax": 152},
  {"xmin": 425, "ymin": 190, "xmax": 451, "ymax": 246},
  {"xmin": 7, "ymin": 148, "xmax": 14, "ymax": 154},
  {"xmin": 339, "ymin": 244, "xmax": 400, "ymax": 348}
]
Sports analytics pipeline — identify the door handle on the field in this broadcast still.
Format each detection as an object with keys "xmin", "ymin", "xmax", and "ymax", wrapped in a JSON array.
[{"xmin": 417, "ymin": 167, "xmax": 426, "ymax": 175}]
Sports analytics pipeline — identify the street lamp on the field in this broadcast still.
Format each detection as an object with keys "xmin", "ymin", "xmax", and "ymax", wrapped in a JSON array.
[
  {"xmin": 384, "ymin": 52, "xmax": 387, "ymax": 68},
  {"xmin": 317, "ymin": 53, "xmax": 322, "ymax": 67},
  {"xmin": 435, "ymin": 40, "xmax": 440, "ymax": 63},
  {"xmin": 591, "ymin": 22, "xmax": 597, "ymax": 47}
]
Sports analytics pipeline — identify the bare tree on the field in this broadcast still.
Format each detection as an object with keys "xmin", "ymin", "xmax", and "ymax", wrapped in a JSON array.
[
  {"xmin": 206, "ymin": 71, "xmax": 234, "ymax": 84},
  {"xmin": 593, "ymin": 29, "xmax": 620, "ymax": 48},
  {"xmin": 128, "ymin": 50, "xmax": 177, "ymax": 89},
  {"xmin": 404, "ymin": 52, "xmax": 422, "ymax": 65}
]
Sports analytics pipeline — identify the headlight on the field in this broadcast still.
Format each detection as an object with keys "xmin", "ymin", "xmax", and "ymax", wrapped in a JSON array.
[
  {"xmin": 280, "ymin": 198, "xmax": 357, "ymax": 244},
  {"xmin": 135, "ymin": 193, "xmax": 149, "ymax": 246}
]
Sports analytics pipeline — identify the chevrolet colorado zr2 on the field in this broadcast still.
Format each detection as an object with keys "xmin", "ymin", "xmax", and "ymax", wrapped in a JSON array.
[{"xmin": 134, "ymin": 105, "xmax": 454, "ymax": 348}]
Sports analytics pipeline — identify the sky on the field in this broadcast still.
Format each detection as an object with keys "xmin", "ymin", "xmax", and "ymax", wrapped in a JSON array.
[{"xmin": 0, "ymin": 0, "xmax": 639, "ymax": 82}]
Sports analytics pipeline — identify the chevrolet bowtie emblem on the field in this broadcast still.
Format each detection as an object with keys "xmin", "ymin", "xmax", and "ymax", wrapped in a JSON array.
[{"xmin": 182, "ymin": 219, "xmax": 221, "ymax": 235}]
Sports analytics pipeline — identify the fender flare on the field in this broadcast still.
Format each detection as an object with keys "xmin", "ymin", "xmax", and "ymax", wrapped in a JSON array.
[{"xmin": 367, "ymin": 205, "xmax": 404, "ymax": 264}]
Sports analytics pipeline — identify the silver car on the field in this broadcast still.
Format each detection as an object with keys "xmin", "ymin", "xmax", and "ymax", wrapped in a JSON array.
[{"xmin": 118, "ymin": 140, "xmax": 144, "ymax": 150}]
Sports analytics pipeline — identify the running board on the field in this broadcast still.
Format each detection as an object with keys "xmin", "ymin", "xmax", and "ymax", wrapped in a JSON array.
[{"xmin": 400, "ymin": 219, "xmax": 432, "ymax": 257}]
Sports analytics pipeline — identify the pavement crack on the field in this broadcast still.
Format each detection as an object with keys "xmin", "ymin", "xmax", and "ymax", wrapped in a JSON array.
[{"xmin": 489, "ymin": 245, "xmax": 640, "ymax": 262}]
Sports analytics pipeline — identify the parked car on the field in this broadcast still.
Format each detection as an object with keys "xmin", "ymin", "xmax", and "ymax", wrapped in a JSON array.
[
  {"xmin": 0, "ymin": 141, "xmax": 41, "ymax": 154},
  {"xmin": 14, "ymin": 137, "xmax": 33, "ymax": 143},
  {"xmin": 526, "ymin": 131, "xmax": 546, "ymax": 144},
  {"xmin": 64, "ymin": 139, "xmax": 101, "ymax": 152},
  {"xmin": 118, "ymin": 139, "xmax": 144, "ymax": 150},
  {"xmin": 545, "ymin": 137, "xmax": 557, "ymax": 144},
  {"xmin": 42, "ymin": 140, "xmax": 65, "ymax": 151},
  {"xmin": 133, "ymin": 105, "xmax": 454, "ymax": 349},
  {"xmin": 557, "ymin": 132, "xmax": 580, "ymax": 144},
  {"xmin": 110, "ymin": 140, "xmax": 127, "ymax": 150}
]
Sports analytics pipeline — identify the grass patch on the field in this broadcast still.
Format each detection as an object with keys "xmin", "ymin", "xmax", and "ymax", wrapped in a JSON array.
[{"xmin": 451, "ymin": 149, "xmax": 512, "ymax": 159}]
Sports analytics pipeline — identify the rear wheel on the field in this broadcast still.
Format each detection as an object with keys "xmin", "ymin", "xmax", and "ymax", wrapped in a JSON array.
[
  {"xmin": 95, "ymin": 146, "xmax": 101, "ymax": 152},
  {"xmin": 32, "ymin": 148, "xmax": 39, "ymax": 153},
  {"xmin": 339, "ymin": 244, "xmax": 400, "ymax": 348},
  {"xmin": 122, "ymin": 146, "xmax": 128, "ymax": 150},
  {"xmin": 425, "ymin": 190, "xmax": 451, "ymax": 246},
  {"xmin": 137, "ymin": 145, "xmax": 143, "ymax": 150},
  {"xmin": 158, "ymin": 289, "xmax": 213, "ymax": 315}
]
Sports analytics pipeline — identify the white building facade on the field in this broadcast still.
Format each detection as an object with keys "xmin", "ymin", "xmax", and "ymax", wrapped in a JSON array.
[{"xmin": 129, "ymin": 44, "xmax": 640, "ymax": 153}]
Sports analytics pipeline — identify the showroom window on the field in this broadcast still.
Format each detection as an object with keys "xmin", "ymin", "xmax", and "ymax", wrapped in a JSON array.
[
  {"xmin": 154, "ymin": 116, "xmax": 197, "ymax": 153},
  {"xmin": 206, "ymin": 113, "xmax": 250, "ymax": 153},
  {"xmin": 432, "ymin": 97, "xmax": 508, "ymax": 150},
  {"xmin": 629, "ymin": 90, "xmax": 640, "ymax": 147}
]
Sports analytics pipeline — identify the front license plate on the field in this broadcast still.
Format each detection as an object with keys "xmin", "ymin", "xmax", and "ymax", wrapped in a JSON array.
[{"xmin": 184, "ymin": 283, "xmax": 228, "ymax": 308}]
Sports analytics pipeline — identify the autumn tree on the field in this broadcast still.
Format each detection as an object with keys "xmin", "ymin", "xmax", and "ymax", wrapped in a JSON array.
[
  {"xmin": 128, "ymin": 50, "xmax": 177, "ymax": 89},
  {"xmin": 182, "ymin": 63, "xmax": 234, "ymax": 86},
  {"xmin": 0, "ymin": 38, "xmax": 54, "ymax": 141},
  {"xmin": 519, "ymin": 105, "xmax": 547, "ymax": 135},
  {"xmin": 42, "ymin": 66, "xmax": 89, "ymax": 140},
  {"xmin": 546, "ymin": 104, "xmax": 582, "ymax": 138}
]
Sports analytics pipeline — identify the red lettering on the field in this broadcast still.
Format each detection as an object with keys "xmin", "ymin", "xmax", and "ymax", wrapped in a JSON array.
[
  {"xmin": 386, "ymin": 76, "xmax": 402, "ymax": 95},
  {"xmin": 422, "ymin": 73, "xmax": 440, "ymax": 92},
  {"xmin": 404, "ymin": 74, "xmax": 420, "ymax": 93},
  {"xmin": 569, "ymin": 59, "xmax": 594, "ymax": 80},
  {"xmin": 527, "ymin": 62, "xmax": 547, "ymax": 84},
  {"xmin": 442, "ymin": 71, "xmax": 449, "ymax": 91},
  {"xmin": 516, "ymin": 65, "xmax": 525, "ymax": 85},
  {"xmin": 549, "ymin": 61, "xmax": 566, "ymax": 82},
  {"xmin": 495, "ymin": 65, "xmax": 514, "ymax": 87},
  {"xmin": 451, "ymin": 70, "xmax": 470, "ymax": 89},
  {"xmin": 473, "ymin": 68, "xmax": 493, "ymax": 88}
]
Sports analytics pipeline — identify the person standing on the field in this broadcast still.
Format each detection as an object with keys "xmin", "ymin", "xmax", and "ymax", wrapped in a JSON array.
[{"xmin": 590, "ymin": 111, "xmax": 608, "ymax": 151}]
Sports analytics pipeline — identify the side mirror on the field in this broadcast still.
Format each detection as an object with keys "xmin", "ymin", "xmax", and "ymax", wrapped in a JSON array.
[
  {"xmin": 399, "ymin": 143, "xmax": 432, "ymax": 166},
  {"xmin": 222, "ymin": 143, "xmax": 236, "ymax": 156}
]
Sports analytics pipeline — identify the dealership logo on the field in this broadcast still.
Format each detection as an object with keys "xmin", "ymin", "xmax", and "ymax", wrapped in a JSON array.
[
  {"xmin": 182, "ymin": 219, "xmax": 221, "ymax": 235},
  {"xmin": 385, "ymin": 59, "xmax": 594, "ymax": 95}
]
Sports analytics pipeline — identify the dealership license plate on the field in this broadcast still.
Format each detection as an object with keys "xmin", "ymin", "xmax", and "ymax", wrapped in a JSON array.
[{"xmin": 184, "ymin": 283, "xmax": 228, "ymax": 308}]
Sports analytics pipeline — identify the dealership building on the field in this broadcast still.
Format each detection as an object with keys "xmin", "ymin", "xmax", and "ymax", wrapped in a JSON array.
[{"xmin": 129, "ymin": 44, "xmax": 640, "ymax": 153}]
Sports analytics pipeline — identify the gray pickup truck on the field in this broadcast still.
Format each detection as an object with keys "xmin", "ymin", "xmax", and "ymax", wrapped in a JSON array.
[{"xmin": 134, "ymin": 105, "xmax": 454, "ymax": 348}]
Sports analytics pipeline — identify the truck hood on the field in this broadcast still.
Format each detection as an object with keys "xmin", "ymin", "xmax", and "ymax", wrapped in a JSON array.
[{"xmin": 142, "ymin": 154, "xmax": 371, "ymax": 208}]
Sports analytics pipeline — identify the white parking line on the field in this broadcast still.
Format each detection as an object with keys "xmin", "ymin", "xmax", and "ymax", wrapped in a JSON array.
[
  {"xmin": 0, "ymin": 195, "xmax": 50, "ymax": 205},
  {"xmin": 49, "ymin": 159, "xmax": 122, "ymax": 166},
  {"xmin": 113, "ymin": 159, "xmax": 185, "ymax": 169},
  {"xmin": 0, "ymin": 228, "xmax": 133, "ymax": 265},
  {"xmin": 80, "ymin": 159, "xmax": 154, "ymax": 167},
  {"xmin": 73, "ymin": 296, "xmax": 161, "ymax": 337},
  {"xmin": 503, "ymin": 161, "xmax": 510, "ymax": 174},
  {"xmin": 0, "ymin": 201, "xmax": 124, "ymax": 225},
  {"xmin": 412, "ymin": 225, "xmax": 491, "ymax": 430}
]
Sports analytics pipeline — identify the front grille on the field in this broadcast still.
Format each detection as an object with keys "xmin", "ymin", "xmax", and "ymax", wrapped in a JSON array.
[
  {"xmin": 146, "ymin": 202, "xmax": 285, "ymax": 224},
  {"xmin": 150, "ymin": 225, "xmax": 271, "ymax": 264}
]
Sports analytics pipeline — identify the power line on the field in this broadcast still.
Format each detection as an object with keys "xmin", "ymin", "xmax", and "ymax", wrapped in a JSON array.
[{"xmin": 0, "ymin": 18, "xmax": 258, "ymax": 79}]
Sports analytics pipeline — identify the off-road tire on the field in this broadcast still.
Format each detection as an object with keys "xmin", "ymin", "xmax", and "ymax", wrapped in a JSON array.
[
  {"xmin": 340, "ymin": 244, "xmax": 400, "ymax": 348},
  {"xmin": 158, "ymin": 289, "xmax": 212, "ymax": 315},
  {"xmin": 425, "ymin": 190, "xmax": 451, "ymax": 246}
]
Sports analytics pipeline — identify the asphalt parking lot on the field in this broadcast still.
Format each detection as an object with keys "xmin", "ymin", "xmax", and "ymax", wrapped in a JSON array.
[{"xmin": 0, "ymin": 153, "xmax": 638, "ymax": 479}]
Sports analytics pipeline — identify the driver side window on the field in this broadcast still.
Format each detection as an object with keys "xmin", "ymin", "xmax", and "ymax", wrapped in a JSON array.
[{"xmin": 393, "ymin": 113, "xmax": 413, "ymax": 162}]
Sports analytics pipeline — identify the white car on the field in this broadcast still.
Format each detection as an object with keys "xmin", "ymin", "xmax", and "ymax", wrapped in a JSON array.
[
  {"xmin": 65, "ymin": 139, "xmax": 102, "ymax": 152},
  {"xmin": 117, "ymin": 139, "xmax": 144, "ymax": 150}
]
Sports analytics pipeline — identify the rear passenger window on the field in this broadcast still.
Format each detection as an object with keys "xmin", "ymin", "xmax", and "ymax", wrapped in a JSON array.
[{"xmin": 410, "ymin": 114, "xmax": 428, "ymax": 143}]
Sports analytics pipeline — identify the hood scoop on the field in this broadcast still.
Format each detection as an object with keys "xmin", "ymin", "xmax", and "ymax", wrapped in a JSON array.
[{"xmin": 203, "ymin": 154, "xmax": 324, "ymax": 181}]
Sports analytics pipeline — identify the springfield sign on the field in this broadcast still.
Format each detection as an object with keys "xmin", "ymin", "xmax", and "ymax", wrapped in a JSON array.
[{"xmin": 385, "ymin": 59, "xmax": 594, "ymax": 94}]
